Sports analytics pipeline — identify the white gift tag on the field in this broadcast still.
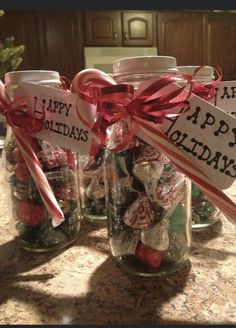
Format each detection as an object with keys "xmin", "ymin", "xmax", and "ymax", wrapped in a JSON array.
[
  {"xmin": 214, "ymin": 81, "xmax": 236, "ymax": 118},
  {"xmin": 162, "ymin": 90, "xmax": 236, "ymax": 190},
  {"xmin": 14, "ymin": 82, "xmax": 95, "ymax": 153}
]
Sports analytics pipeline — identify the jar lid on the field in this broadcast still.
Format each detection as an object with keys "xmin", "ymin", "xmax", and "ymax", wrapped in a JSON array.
[
  {"xmin": 177, "ymin": 66, "xmax": 215, "ymax": 81},
  {"xmin": 113, "ymin": 56, "xmax": 178, "ymax": 76},
  {"xmin": 4, "ymin": 70, "xmax": 61, "ymax": 84}
]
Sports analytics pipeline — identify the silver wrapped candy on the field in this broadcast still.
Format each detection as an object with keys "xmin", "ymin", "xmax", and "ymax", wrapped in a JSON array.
[
  {"xmin": 135, "ymin": 143, "xmax": 170, "ymax": 164},
  {"xmin": 133, "ymin": 160, "xmax": 164, "ymax": 202},
  {"xmin": 156, "ymin": 171, "xmax": 186, "ymax": 217},
  {"xmin": 141, "ymin": 218, "xmax": 169, "ymax": 251},
  {"xmin": 85, "ymin": 166, "xmax": 105, "ymax": 200},
  {"xmin": 123, "ymin": 195, "xmax": 154, "ymax": 229}
]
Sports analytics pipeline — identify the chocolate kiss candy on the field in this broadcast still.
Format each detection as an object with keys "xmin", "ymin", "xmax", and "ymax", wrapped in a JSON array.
[
  {"xmin": 156, "ymin": 172, "xmax": 186, "ymax": 216},
  {"xmin": 135, "ymin": 144, "xmax": 170, "ymax": 165},
  {"xmin": 123, "ymin": 195, "xmax": 154, "ymax": 229},
  {"xmin": 141, "ymin": 218, "xmax": 169, "ymax": 251},
  {"xmin": 85, "ymin": 167, "xmax": 105, "ymax": 200},
  {"xmin": 133, "ymin": 161, "xmax": 164, "ymax": 202}
]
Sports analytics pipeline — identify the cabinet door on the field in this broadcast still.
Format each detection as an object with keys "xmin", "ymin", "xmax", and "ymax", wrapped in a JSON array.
[
  {"xmin": 0, "ymin": 11, "xmax": 39, "ymax": 72},
  {"xmin": 122, "ymin": 12, "xmax": 155, "ymax": 46},
  {"xmin": 204, "ymin": 13, "xmax": 236, "ymax": 81},
  {"xmin": 85, "ymin": 11, "xmax": 121, "ymax": 46},
  {"xmin": 157, "ymin": 12, "xmax": 203, "ymax": 65},
  {"xmin": 37, "ymin": 11, "xmax": 82, "ymax": 80}
]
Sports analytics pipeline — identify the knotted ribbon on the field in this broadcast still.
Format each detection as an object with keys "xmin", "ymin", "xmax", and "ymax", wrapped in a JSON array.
[
  {"xmin": 2, "ymin": 96, "xmax": 44, "ymax": 134},
  {"xmin": 75, "ymin": 74, "xmax": 193, "ymax": 152}
]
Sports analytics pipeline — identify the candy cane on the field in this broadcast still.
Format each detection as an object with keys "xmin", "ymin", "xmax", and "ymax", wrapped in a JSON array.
[
  {"xmin": 0, "ymin": 80, "xmax": 64, "ymax": 227},
  {"xmin": 70, "ymin": 69, "xmax": 117, "ymax": 151},
  {"xmin": 70, "ymin": 69, "xmax": 116, "ymax": 94}
]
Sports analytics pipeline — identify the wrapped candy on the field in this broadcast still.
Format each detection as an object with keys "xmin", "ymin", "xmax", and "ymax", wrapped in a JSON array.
[
  {"xmin": 141, "ymin": 219, "xmax": 170, "ymax": 251},
  {"xmin": 105, "ymin": 137, "xmax": 191, "ymax": 276},
  {"xmin": 123, "ymin": 195, "xmax": 154, "ymax": 229},
  {"xmin": 132, "ymin": 160, "xmax": 164, "ymax": 202}
]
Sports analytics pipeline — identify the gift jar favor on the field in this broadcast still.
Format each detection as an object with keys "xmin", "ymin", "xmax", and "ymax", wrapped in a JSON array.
[
  {"xmin": 178, "ymin": 65, "xmax": 222, "ymax": 230},
  {"xmin": 3, "ymin": 70, "xmax": 80, "ymax": 252},
  {"xmin": 77, "ymin": 141, "xmax": 107, "ymax": 221},
  {"xmin": 104, "ymin": 56, "xmax": 192, "ymax": 277}
]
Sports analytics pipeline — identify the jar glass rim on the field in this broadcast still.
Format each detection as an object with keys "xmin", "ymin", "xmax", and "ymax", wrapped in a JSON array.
[
  {"xmin": 5, "ymin": 70, "xmax": 61, "ymax": 84},
  {"xmin": 113, "ymin": 56, "xmax": 178, "ymax": 76}
]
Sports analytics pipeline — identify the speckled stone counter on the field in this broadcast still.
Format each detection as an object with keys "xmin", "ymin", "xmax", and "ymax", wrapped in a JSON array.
[{"xmin": 0, "ymin": 160, "xmax": 235, "ymax": 325}]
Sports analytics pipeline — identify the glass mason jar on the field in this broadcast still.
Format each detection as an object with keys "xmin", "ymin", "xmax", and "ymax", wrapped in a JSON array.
[
  {"xmin": 77, "ymin": 141, "xmax": 107, "ymax": 221},
  {"xmin": 77, "ymin": 73, "xmax": 116, "ymax": 221},
  {"xmin": 3, "ymin": 70, "xmax": 80, "ymax": 252},
  {"xmin": 104, "ymin": 56, "xmax": 192, "ymax": 277},
  {"xmin": 178, "ymin": 65, "xmax": 221, "ymax": 230}
]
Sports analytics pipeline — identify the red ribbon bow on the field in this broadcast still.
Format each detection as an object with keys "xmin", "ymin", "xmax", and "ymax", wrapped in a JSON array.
[
  {"xmin": 0, "ymin": 96, "xmax": 44, "ymax": 134},
  {"xmin": 0, "ymin": 74, "xmax": 69, "ymax": 134},
  {"xmin": 76, "ymin": 74, "xmax": 194, "ymax": 152}
]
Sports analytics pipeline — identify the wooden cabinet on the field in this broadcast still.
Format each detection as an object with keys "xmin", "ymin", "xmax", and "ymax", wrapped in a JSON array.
[
  {"xmin": 0, "ymin": 11, "xmax": 39, "ymax": 71},
  {"xmin": 37, "ymin": 11, "xmax": 83, "ymax": 80},
  {"xmin": 85, "ymin": 11, "xmax": 121, "ymax": 46},
  {"xmin": 0, "ymin": 10, "xmax": 84, "ymax": 80},
  {"xmin": 1, "ymin": 11, "xmax": 236, "ymax": 81},
  {"xmin": 157, "ymin": 11, "xmax": 236, "ymax": 80},
  {"xmin": 84, "ymin": 11, "xmax": 155, "ymax": 46},
  {"xmin": 122, "ymin": 12, "xmax": 154, "ymax": 46},
  {"xmin": 203, "ymin": 13, "xmax": 236, "ymax": 81},
  {"xmin": 157, "ymin": 12, "xmax": 204, "ymax": 66}
]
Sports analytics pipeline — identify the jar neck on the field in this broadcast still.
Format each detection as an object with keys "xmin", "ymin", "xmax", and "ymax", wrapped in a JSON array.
[
  {"xmin": 5, "ymin": 71, "xmax": 61, "ymax": 100},
  {"xmin": 113, "ymin": 72, "xmax": 180, "ymax": 90}
]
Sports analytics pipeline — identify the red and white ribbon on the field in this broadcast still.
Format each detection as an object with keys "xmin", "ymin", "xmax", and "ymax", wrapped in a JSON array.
[
  {"xmin": 0, "ymin": 81, "xmax": 64, "ymax": 227},
  {"xmin": 72, "ymin": 69, "xmax": 236, "ymax": 225}
]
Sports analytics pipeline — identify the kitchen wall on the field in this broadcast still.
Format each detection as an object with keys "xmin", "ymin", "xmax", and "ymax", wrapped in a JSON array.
[{"xmin": 0, "ymin": 10, "xmax": 235, "ymax": 80}]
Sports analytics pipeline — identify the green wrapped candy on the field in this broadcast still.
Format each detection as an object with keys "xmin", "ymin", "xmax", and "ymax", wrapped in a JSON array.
[
  {"xmin": 191, "ymin": 183, "xmax": 202, "ymax": 199},
  {"xmin": 108, "ymin": 150, "xmax": 134, "ymax": 178},
  {"xmin": 168, "ymin": 204, "xmax": 187, "ymax": 233},
  {"xmin": 16, "ymin": 222, "xmax": 40, "ymax": 243},
  {"xmin": 28, "ymin": 179, "xmax": 43, "ymax": 204}
]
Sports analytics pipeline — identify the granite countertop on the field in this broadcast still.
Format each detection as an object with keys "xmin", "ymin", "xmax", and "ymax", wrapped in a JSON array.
[{"xmin": 0, "ymin": 162, "xmax": 235, "ymax": 324}]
